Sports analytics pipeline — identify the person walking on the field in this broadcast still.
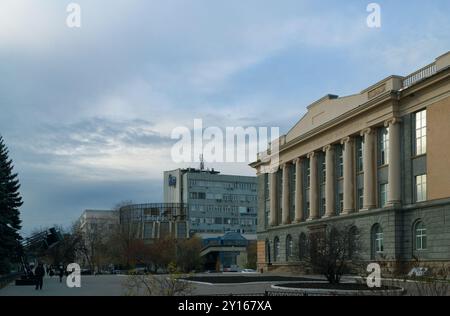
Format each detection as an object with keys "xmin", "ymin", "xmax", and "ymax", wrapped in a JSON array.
[{"xmin": 35, "ymin": 263, "xmax": 45, "ymax": 290}]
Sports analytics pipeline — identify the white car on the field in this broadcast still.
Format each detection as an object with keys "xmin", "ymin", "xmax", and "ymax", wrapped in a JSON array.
[
  {"xmin": 408, "ymin": 267, "xmax": 429, "ymax": 277},
  {"xmin": 241, "ymin": 269, "xmax": 257, "ymax": 273}
]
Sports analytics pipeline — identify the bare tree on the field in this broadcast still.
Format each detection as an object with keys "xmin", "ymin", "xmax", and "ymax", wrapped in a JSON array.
[
  {"xmin": 107, "ymin": 210, "xmax": 141, "ymax": 269},
  {"xmin": 123, "ymin": 263, "xmax": 193, "ymax": 296},
  {"xmin": 74, "ymin": 221, "xmax": 111, "ymax": 272},
  {"xmin": 303, "ymin": 224, "xmax": 361, "ymax": 284},
  {"xmin": 176, "ymin": 237, "xmax": 204, "ymax": 273},
  {"xmin": 148, "ymin": 238, "xmax": 177, "ymax": 273}
]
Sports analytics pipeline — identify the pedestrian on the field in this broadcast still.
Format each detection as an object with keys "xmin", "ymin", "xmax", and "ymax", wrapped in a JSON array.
[
  {"xmin": 58, "ymin": 265, "xmax": 64, "ymax": 283},
  {"xmin": 35, "ymin": 263, "xmax": 45, "ymax": 290}
]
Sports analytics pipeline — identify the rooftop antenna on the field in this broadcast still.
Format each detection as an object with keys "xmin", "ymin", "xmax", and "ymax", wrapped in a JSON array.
[{"xmin": 199, "ymin": 154, "xmax": 205, "ymax": 171}]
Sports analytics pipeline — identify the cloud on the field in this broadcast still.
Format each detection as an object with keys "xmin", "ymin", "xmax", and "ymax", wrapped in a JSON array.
[
  {"xmin": 1, "ymin": 0, "xmax": 449, "ymax": 235},
  {"xmin": 12, "ymin": 117, "xmax": 175, "ymax": 182}
]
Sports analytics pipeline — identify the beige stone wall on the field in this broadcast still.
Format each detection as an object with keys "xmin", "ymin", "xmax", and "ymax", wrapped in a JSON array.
[
  {"xmin": 428, "ymin": 96, "xmax": 450, "ymax": 200},
  {"xmin": 256, "ymin": 240, "xmax": 266, "ymax": 265}
]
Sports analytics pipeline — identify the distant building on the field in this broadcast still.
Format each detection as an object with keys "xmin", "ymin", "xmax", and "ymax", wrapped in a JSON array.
[
  {"xmin": 76, "ymin": 210, "xmax": 119, "ymax": 269},
  {"xmin": 77, "ymin": 210, "xmax": 119, "ymax": 235},
  {"xmin": 119, "ymin": 203, "xmax": 189, "ymax": 241},
  {"xmin": 164, "ymin": 168, "xmax": 258, "ymax": 239},
  {"xmin": 201, "ymin": 232, "xmax": 251, "ymax": 272}
]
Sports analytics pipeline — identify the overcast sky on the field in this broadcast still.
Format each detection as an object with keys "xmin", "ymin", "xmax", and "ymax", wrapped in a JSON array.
[{"xmin": 1, "ymin": 0, "xmax": 449, "ymax": 235}]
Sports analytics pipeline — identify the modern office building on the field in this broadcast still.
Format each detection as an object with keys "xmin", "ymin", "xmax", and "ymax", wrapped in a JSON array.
[
  {"xmin": 250, "ymin": 52, "xmax": 450, "ymax": 273},
  {"xmin": 164, "ymin": 167, "xmax": 258, "ymax": 238}
]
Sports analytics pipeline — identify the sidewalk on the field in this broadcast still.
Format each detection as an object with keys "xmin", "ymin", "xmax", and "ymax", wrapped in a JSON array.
[{"xmin": 0, "ymin": 275, "xmax": 126, "ymax": 296}]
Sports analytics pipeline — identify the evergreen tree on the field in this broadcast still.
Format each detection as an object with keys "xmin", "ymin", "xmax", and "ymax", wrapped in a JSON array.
[{"xmin": 0, "ymin": 135, "xmax": 23, "ymax": 274}]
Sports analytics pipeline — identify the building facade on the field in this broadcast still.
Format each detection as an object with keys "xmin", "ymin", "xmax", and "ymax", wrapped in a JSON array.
[
  {"xmin": 201, "ymin": 232, "xmax": 251, "ymax": 272},
  {"xmin": 251, "ymin": 52, "xmax": 450, "ymax": 273},
  {"xmin": 119, "ymin": 203, "xmax": 189, "ymax": 241},
  {"xmin": 76, "ymin": 210, "xmax": 119, "ymax": 269},
  {"xmin": 164, "ymin": 168, "xmax": 258, "ymax": 238},
  {"xmin": 77, "ymin": 210, "xmax": 119, "ymax": 236}
]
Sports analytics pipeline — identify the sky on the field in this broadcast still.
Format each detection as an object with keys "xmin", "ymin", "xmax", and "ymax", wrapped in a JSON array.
[{"xmin": 0, "ymin": 0, "xmax": 449, "ymax": 235}]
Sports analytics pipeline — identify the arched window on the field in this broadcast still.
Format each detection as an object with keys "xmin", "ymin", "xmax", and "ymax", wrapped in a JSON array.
[
  {"xmin": 265, "ymin": 239, "xmax": 271, "ymax": 263},
  {"xmin": 286, "ymin": 235, "xmax": 293, "ymax": 261},
  {"xmin": 298, "ymin": 233, "xmax": 307, "ymax": 260},
  {"xmin": 371, "ymin": 224, "xmax": 384, "ymax": 258},
  {"xmin": 348, "ymin": 225, "xmax": 359, "ymax": 257},
  {"xmin": 414, "ymin": 221, "xmax": 427, "ymax": 251},
  {"xmin": 274, "ymin": 237, "xmax": 280, "ymax": 262}
]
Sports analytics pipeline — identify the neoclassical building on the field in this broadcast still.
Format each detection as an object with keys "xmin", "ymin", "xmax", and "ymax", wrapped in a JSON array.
[{"xmin": 250, "ymin": 52, "xmax": 450, "ymax": 273}]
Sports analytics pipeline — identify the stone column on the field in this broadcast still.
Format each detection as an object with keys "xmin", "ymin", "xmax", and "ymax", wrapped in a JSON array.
[
  {"xmin": 308, "ymin": 152, "xmax": 319, "ymax": 221},
  {"xmin": 323, "ymin": 145, "xmax": 335, "ymax": 218},
  {"xmin": 385, "ymin": 118, "xmax": 402, "ymax": 206},
  {"xmin": 342, "ymin": 137, "xmax": 355, "ymax": 214},
  {"xmin": 294, "ymin": 158, "xmax": 304, "ymax": 223},
  {"xmin": 269, "ymin": 171, "xmax": 278, "ymax": 226},
  {"xmin": 282, "ymin": 163, "xmax": 290, "ymax": 225},
  {"xmin": 361, "ymin": 128, "xmax": 376, "ymax": 210}
]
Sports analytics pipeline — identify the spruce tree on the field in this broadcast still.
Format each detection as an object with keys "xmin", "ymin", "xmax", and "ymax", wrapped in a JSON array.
[{"xmin": 0, "ymin": 135, "xmax": 23, "ymax": 274}]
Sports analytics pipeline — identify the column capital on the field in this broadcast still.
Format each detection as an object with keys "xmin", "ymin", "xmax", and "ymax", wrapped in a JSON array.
[
  {"xmin": 307, "ymin": 152, "xmax": 316, "ymax": 159},
  {"xmin": 292, "ymin": 157, "xmax": 302, "ymax": 165},
  {"xmin": 323, "ymin": 144, "xmax": 333, "ymax": 153},
  {"xmin": 360, "ymin": 127, "xmax": 375, "ymax": 137},
  {"xmin": 384, "ymin": 117, "xmax": 402, "ymax": 127},
  {"xmin": 340, "ymin": 136, "xmax": 353, "ymax": 145},
  {"xmin": 269, "ymin": 167, "xmax": 278, "ymax": 174}
]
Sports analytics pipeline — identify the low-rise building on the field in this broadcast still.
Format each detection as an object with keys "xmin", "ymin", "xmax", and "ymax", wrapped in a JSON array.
[{"xmin": 119, "ymin": 203, "xmax": 189, "ymax": 241}]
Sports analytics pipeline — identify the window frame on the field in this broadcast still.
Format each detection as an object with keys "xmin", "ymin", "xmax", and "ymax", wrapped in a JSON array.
[
  {"xmin": 274, "ymin": 237, "xmax": 280, "ymax": 262},
  {"xmin": 286, "ymin": 235, "xmax": 293, "ymax": 261},
  {"xmin": 414, "ymin": 109, "xmax": 427, "ymax": 156},
  {"xmin": 379, "ymin": 127, "xmax": 389, "ymax": 166},
  {"xmin": 380, "ymin": 183, "xmax": 388, "ymax": 208},
  {"xmin": 414, "ymin": 221, "xmax": 427, "ymax": 251},
  {"xmin": 372, "ymin": 225, "xmax": 384, "ymax": 255},
  {"xmin": 415, "ymin": 174, "xmax": 427, "ymax": 203}
]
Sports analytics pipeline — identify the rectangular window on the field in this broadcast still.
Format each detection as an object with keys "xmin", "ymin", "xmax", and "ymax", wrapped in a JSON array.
[
  {"xmin": 264, "ymin": 174, "xmax": 269, "ymax": 198},
  {"xmin": 320, "ymin": 198, "xmax": 326, "ymax": 216},
  {"xmin": 305, "ymin": 188, "xmax": 310, "ymax": 218},
  {"xmin": 322, "ymin": 157, "xmax": 326, "ymax": 184},
  {"xmin": 380, "ymin": 127, "xmax": 389, "ymax": 166},
  {"xmin": 380, "ymin": 183, "xmax": 388, "ymax": 207},
  {"xmin": 338, "ymin": 193, "xmax": 344, "ymax": 214},
  {"xmin": 415, "ymin": 109, "xmax": 427, "ymax": 156},
  {"xmin": 320, "ymin": 186, "xmax": 326, "ymax": 216},
  {"xmin": 357, "ymin": 137, "xmax": 364, "ymax": 173},
  {"xmin": 415, "ymin": 174, "xmax": 427, "ymax": 202},
  {"xmin": 290, "ymin": 164, "xmax": 296, "ymax": 221},
  {"xmin": 358, "ymin": 188, "xmax": 364, "ymax": 210},
  {"xmin": 337, "ymin": 145, "xmax": 344, "ymax": 178},
  {"xmin": 306, "ymin": 164, "xmax": 311, "ymax": 188}
]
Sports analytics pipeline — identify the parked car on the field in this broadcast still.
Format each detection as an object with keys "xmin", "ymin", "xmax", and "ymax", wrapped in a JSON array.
[
  {"xmin": 408, "ymin": 267, "xmax": 430, "ymax": 277},
  {"xmin": 241, "ymin": 269, "xmax": 257, "ymax": 273}
]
